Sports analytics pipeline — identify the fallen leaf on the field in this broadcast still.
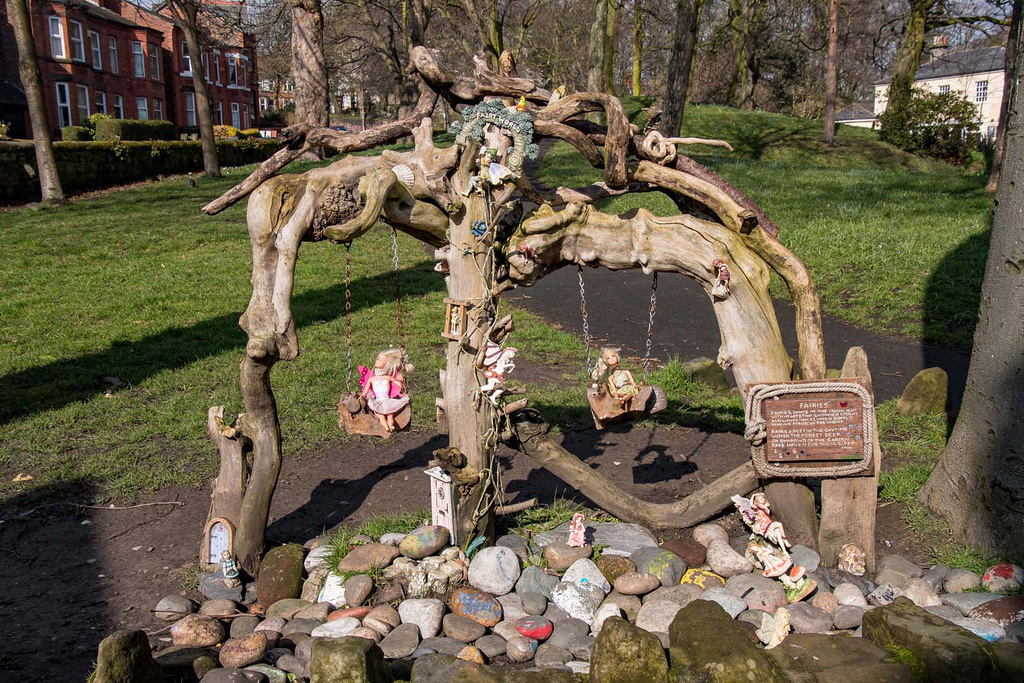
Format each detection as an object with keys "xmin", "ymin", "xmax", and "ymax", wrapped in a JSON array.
[{"xmin": 12, "ymin": 473, "xmax": 33, "ymax": 482}]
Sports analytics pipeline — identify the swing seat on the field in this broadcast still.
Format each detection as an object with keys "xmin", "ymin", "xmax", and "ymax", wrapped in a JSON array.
[
  {"xmin": 337, "ymin": 393, "xmax": 412, "ymax": 439},
  {"xmin": 587, "ymin": 384, "xmax": 667, "ymax": 429}
]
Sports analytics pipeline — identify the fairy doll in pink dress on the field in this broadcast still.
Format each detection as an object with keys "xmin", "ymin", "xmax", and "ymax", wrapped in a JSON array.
[{"xmin": 359, "ymin": 348, "xmax": 412, "ymax": 433}]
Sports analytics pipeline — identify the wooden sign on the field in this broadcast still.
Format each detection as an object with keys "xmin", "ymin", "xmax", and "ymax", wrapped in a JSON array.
[
  {"xmin": 201, "ymin": 517, "xmax": 235, "ymax": 568},
  {"xmin": 425, "ymin": 466, "xmax": 458, "ymax": 545},
  {"xmin": 442, "ymin": 298, "xmax": 469, "ymax": 340}
]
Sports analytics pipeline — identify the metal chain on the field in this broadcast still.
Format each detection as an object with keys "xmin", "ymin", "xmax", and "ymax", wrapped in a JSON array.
[
  {"xmin": 391, "ymin": 228, "xmax": 406, "ymax": 355},
  {"xmin": 343, "ymin": 242, "xmax": 353, "ymax": 391},
  {"xmin": 643, "ymin": 272, "xmax": 658, "ymax": 383},
  {"xmin": 577, "ymin": 265, "xmax": 592, "ymax": 374}
]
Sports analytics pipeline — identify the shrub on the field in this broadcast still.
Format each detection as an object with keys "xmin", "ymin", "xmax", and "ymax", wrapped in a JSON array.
[
  {"xmin": 61, "ymin": 125, "xmax": 92, "ymax": 141},
  {"xmin": 94, "ymin": 118, "xmax": 177, "ymax": 141},
  {"xmin": 214, "ymin": 124, "xmax": 239, "ymax": 139},
  {"xmin": 83, "ymin": 113, "xmax": 112, "ymax": 134},
  {"xmin": 878, "ymin": 87, "xmax": 980, "ymax": 165},
  {"xmin": 237, "ymin": 128, "xmax": 260, "ymax": 139}
]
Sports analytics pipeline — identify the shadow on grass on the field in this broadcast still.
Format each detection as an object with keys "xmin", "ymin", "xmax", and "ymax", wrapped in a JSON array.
[{"xmin": 0, "ymin": 261, "xmax": 443, "ymax": 425}]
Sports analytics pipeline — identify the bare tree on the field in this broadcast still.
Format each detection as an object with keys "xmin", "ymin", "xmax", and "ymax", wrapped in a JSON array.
[
  {"xmin": 586, "ymin": 0, "xmax": 611, "ymax": 91},
  {"xmin": 6, "ymin": 0, "xmax": 64, "ymax": 203},
  {"xmin": 604, "ymin": 0, "xmax": 618, "ymax": 93},
  {"xmin": 167, "ymin": 0, "xmax": 220, "ymax": 177},
  {"xmin": 290, "ymin": 0, "xmax": 329, "ymax": 138},
  {"xmin": 987, "ymin": 1, "xmax": 1020, "ymax": 192},
  {"xmin": 823, "ymin": 0, "xmax": 839, "ymax": 144},
  {"xmin": 918, "ymin": 0, "xmax": 1023, "ymax": 561},
  {"xmin": 726, "ymin": 0, "xmax": 766, "ymax": 109},
  {"xmin": 631, "ymin": 0, "xmax": 644, "ymax": 95},
  {"xmin": 660, "ymin": 0, "xmax": 702, "ymax": 135}
]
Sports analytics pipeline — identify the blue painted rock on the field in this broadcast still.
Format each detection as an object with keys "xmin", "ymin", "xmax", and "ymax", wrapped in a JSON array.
[
  {"xmin": 399, "ymin": 526, "xmax": 451, "ymax": 560},
  {"xmin": 515, "ymin": 616, "xmax": 553, "ymax": 641},
  {"xmin": 451, "ymin": 588, "xmax": 503, "ymax": 627}
]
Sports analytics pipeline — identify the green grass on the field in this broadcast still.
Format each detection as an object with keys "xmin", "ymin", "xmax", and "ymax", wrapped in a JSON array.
[{"xmin": 539, "ymin": 103, "xmax": 993, "ymax": 348}]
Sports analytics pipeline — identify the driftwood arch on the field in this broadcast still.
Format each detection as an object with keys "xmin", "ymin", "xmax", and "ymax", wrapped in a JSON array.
[{"xmin": 201, "ymin": 47, "xmax": 826, "ymax": 575}]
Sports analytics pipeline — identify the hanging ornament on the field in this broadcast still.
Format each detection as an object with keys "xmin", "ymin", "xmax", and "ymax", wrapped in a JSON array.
[{"xmin": 711, "ymin": 258, "xmax": 731, "ymax": 299}]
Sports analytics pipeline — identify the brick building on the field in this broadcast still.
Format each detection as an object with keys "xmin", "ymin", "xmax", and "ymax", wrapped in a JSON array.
[{"xmin": 0, "ymin": 0, "xmax": 258, "ymax": 138}]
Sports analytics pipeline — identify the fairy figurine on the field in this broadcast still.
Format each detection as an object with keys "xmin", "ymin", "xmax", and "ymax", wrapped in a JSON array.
[
  {"xmin": 732, "ymin": 492, "xmax": 816, "ymax": 602},
  {"xmin": 359, "ymin": 348, "xmax": 413, "ymax": 433},
  {"xmin": 592, "ymin": 347, "xmax": 640, "ymax": 409}
]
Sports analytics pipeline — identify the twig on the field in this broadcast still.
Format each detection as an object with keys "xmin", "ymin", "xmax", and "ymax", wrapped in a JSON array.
[
  {"xmin": 76, "ymin": 502, "xmax": 185, "ymax": 511},
  {"xmin": 497, "ymin": 498, "xmax": 538, "ymax": 515}
]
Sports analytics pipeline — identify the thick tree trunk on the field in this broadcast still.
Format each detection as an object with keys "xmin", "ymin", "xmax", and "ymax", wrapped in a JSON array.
[
  {"xmin": 659, "ymin": 0, "xmax": 701, "ymax": 136},
  {"xmin": 7, "ymin": 0, "xmax": 64, "ymax": 204},
  {"xmin": 919, "ymin": 0, "xmax": 1024, "ymax": 562},
  {"xmin": 881, "ymin": 0, "xmax": 931, "ymax": 140},
  {"xmin": 586, "ymin": 0, "xmax": 610, "ymax": 92},
  {"xmin": 986, "ymin": 1, "xmax": 1020, "ymax": 193},
  {"xmin": 603, "ymin": 0, "xmax": 617, "ymax": 94},
  {"xmin": 631, "ymin": 0, "xmax": 643, "ymax": 97},
  {"xmin": 290, "ymin": 0, "xmax": 329, "ymax": 157},
  {"xmin": 727, "ymin": 0, "xmax": 760, "ymax": 110},
  {"xmin": 823, "ymin": 0, "xmax": 838, "ymax": 146},
  {"xmin": 179, "ymin": 9, "xmax": 220, "ymax": 177}
]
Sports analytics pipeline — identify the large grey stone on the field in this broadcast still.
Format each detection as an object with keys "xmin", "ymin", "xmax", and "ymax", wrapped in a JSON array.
[
  {"xmin": 765, "ymin": 633, "xmax": 917, "ymax": 682},
  {"xmin": 516, "ymin": 565, "xmax": 560, "ymax": 599},
  {"xmin": 697, "ymin": 587, "xmax": 746, "ymax": 618},
  {"xmin": 496, "ymin": 534, "xmax": 532, "ymax": 562},
  {"xmin": 550, "ymin": 581, "xmax": 605, "ymax": 624},
  {"xmin": 200, "ymin": 670, "xmax": 268, "ymax": 683},
  {"xmin": 944, "ymin": 568, "xmax": 982, "ymax": 594},
  {"xmin": 942, "ymin": 591, "xmax": 1004, "ymax": 615},
  {"xmin": 590, "ymin": 617, "xmax": 668, "ymax": 682},
  {"xmin": 535, "ymin": 521, "xmax": 658, "ymax": 557},
  {"xmin": 787, "ymin": 602, "xmax": 833, "ymax": 633},
  {"xmin": 724, "ymin": 573, "xmax": 787, "ymax": 612},
  {"xmin": 629, "ymin": 547, "xmax": 685, "ymax": 587},
  {"xmin": 467, "ymin": 546, "xmax": 521, "ymax": 596}
]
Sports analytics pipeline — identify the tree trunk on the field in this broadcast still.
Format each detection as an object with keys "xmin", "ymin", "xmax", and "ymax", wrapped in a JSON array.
[
  {"xmin": 918, "ymin": 0, "xmax": 1024, "ymax": 562},
  {"xmin": 823, "ymin": 0, "xmax": 838, "ymax": 146},
  {"xmin": 6, "ymin": 0, "xmax": 64, "ymax": 204},
  {"xmin": 603, "ymin": 0, "xmax": 617, "ymax": 94},
  {"xmin": 290, "ymin": 0, "xmax": 329, "ymax": 156},
  {"xmin": 659, "ymin": 0, "xmax": 701, "ymax": 136},
  {"xmin": 881, "ymin": 0, "xmax": 931, "ymax": 141},
  {"xmin": 631, "ymin": 0, "xmax": 643, "ymax": 97},
  {"xmin": 727, "ymin": 0, "xmax": 759, "ymax": 110},
  {"xmin": 986, "ymin": 1, "xmax": 1020, "ymax": 193},
  {"xmin": 180, "ymin": 10, "xmax": 220, "ymax": 177},
  {"xmin": 586, "ymin": 0, "xmax": 610, "ymax": 92}
]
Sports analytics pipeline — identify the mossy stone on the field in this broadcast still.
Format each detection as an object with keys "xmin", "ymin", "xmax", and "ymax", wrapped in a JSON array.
[
  {"xmin": 590, "ymin": 617, "xmax": 668, "ymax": 683},
  {"xmin": 92, "ymin": 630, "xmax": 163, "ymax": 683},
  {"xmin": 896, "ymin": 367, "xmax": 948, "ymax": 415},
  {"xmin": 309, "ymin": 636, "xmax": 391, "ymax": 683},
  {"xmin": 683, "ymin": 357, "xmax": 730, "ymax": 392},
  {"xmin": 257, "ymin": 543, "xmax": 306, "ymax": 608}
]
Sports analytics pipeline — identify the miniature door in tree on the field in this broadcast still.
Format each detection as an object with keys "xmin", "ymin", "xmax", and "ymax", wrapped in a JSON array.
[
  {"xmin": 587, "ymin": 347, "xmax": 667, "ymax": 429},
  {"xmin": 442, "ymin": 298, "xmax": 469, "ymax": 341},
  {"xmin": 201, "ymin": 517, "xmax": 235, "ymax": 569},
  {"xmin": 425, "ymin": 466, "xmax": 458, "ymax": 545}
]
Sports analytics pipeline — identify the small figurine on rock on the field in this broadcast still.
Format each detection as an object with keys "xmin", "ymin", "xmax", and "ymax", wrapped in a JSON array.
[
  {"xmin": 220, "ymin": 550, "xmax": 240, "ymax": 588},
  {"xmin": 360, "ymin": 348, "xmax": 413, "ymax": 433},
  {"xmin": 592, "ymin": 347, "xmax": 640, "ymax": 409},
  {"xmin": 838, "ymin": 543, "xmax": 866, "ymax": 576},
  {"xmin": 567, "ymin": 512, "xmax": 587, "ymax": 547},
  {"xmin": 732, "ymin": 492, "xmax": 816, "ymax": 603}
]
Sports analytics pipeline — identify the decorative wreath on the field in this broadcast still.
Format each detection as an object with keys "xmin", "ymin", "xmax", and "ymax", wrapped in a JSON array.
[{"xmin": 449, "ymin": 100, "xmax": 540, "ymax": 176}]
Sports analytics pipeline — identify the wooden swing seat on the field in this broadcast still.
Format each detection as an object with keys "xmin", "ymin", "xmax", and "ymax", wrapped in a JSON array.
[
  {"xmin": 337, "ymin": 393, "xmax": 412, "ymax": 439},
  {"xmin": 588, "ymin": 384, "xmax": 667, "ymax": 429}
]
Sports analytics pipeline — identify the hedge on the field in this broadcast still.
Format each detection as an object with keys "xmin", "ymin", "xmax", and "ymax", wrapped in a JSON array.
[
  {"xmin": 94, "ymin": 118, "xmax": 177, "ymax": 141},
  {"xmin": 61, "ymin": 125, "xmax": 91, "ymax": 141},
  {"xmin": 0, "ymin": 139, "xmax": 282, "ymax": 203}
]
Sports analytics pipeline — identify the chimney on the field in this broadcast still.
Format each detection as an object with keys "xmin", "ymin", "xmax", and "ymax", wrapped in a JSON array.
[{"xmin": 931, "ymin": 35, "xmax": 949, "ymax": 60}]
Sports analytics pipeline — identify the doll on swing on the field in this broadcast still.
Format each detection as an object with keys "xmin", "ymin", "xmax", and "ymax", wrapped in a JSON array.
[
  {"xmin": 339, "ymin": 348, "xmax": 413, "ymax": 438},
  {"xmin": 587, "ymin": 347, "xmax": 666, "ymax": 429}
]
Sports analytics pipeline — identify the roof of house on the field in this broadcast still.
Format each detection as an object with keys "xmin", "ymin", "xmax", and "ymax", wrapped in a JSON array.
[
  {"xmin": 876, "ymin": 46, "xmax": 1005, "ymax": 85},
  {"xmin": 836, "ymin": 101, "xmax": 874, "ymax": 121},
  {"xmin": 0, "ymin": 79, "xmax": 28, "ymax": 107},
  {"xmin": 57, "ymin": 0, "xmax": 143, "ymax": 28}
]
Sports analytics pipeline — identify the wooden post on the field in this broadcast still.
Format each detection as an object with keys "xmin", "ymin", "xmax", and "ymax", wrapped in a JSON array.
[{"xmin": 818, "ymin": 347, "xmax": 881, "ymax": 572}]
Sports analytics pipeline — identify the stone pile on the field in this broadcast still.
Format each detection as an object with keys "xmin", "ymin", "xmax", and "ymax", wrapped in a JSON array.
[{"xmin": 129, "ymin": 520, "xmax": 1024, "ymax": 683}]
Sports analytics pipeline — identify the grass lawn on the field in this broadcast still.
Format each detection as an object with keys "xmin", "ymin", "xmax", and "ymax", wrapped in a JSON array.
[{"xmin": 540, "ymin": 103, "xmax": 993, "ymax": 348}]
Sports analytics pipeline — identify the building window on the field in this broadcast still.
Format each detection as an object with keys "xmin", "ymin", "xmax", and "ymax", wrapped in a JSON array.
[
  {"xmin": 215, "ymin": 100, "xmax": 223, "ymax": 125},
  {"xmin": 88, "ymin": 30, "xmax": 102, "ymax": 69},
  {"xmin": 938, "ymin": 84, "xmax": 950, "ymax": 95},
  {"xmin": 152, "ymin": 99, "xmax": 162, "ymax": 119},
  {"xmin": 243, "ymin": 104, "xmax": 249, "ymax": 128},
  {"xmin": 259, "ymin": 97, "xmax": 268, "ymax": 112},
  {"xmin": 185, "ymin": 92, "xmax": 197, "ymax": 126},
  {"xmin": 231, "ymin": 101, "xmax": 240, "ymax": 128},
  {"xmin": 68, "ymin": 21, "xmax": 85, "ymax": 61},
  {"xmin": 76, "ymin": 83, "xmax": 90, "ymax": 122},
  {"xmin": 240, "ymin": 62, "xmax": 247, "ymax": 88},
  {"xmin": 182, "ymin": 42, "xmax": 192, "ymax": 74},
  {"xmin": 136, "ymin": 96, "xmax": 148, "ymax": 120},
  {"xmin": 148, "ymin": 43, "xmax": 159, "ymax": 80},
  {"xmin": 976, "ymin": 80, "xmax": 988, "ymax": 103},
  {"xmin": 228, "ymin": 58, "xmax": 237, "ymax": 86},
  {"xmin": 96, "ymin": 91, "xmax": 107, "ymax": 114},
  {"xmin": 48, "ymin": 17, "xmax": 66, "ymax": 59},
  {"xmin": 108, "ymin": 37, "xmax": 118, "ymax": 73},
  {"xmin": 132, "ymin": 41, "xmax": 145, "ymax": 77},
  {"xmin": 113, "ymin": 94, "xmax": 124, "ymax": 118},
  {"xmin": 987, "ymin": 125, "xmax": 997, "ymax": 139},
  {"xmin": 55, "ymin": 83, "xmax": 72, "ymax": 127},
  {"xmin": 213, "ymin": 53, "xmax": 220, "ymax": 83}
]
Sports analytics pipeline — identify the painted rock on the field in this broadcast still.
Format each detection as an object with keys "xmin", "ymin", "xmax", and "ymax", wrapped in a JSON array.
[
  {"xmin": 630, "ymin": 547, "xmax": 686, "ymax": 587},
  {"xmin": 329, "ymin": 606, "xmax": 372, "ymax": 621},
  {"xmin": 399, "ymin": 526, "xmax": 451, "ymax": 560},
  {"xmin": 506, "ymin": 635, "xmax": 538, "ymax": 663},
  {"xmin": 680, "ymin": 567, "xmax": 725, "ymax": 590},
  {"xmin": 967, "ymin": 595, "xmax": 1024, "ymax": 627},
  {"xmin": 451, "ymin": 588, "xmax": 503, "ymax": 627},
  {"xmin": 515, "ymin": 616, "xmax": 554, "ymax": 641},
  {"xmin": 982, "ymin": 563, "xmax": 1024, "ymax": 593}
]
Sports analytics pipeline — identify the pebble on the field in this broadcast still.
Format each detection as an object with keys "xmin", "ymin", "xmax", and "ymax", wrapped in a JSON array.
[
  {"xmin": 600, "ymin": 592, "xmax": 642, "ymax": 621},
  {"xmin": 468, "ymin": 547, "xmax": 521, "ymax": 596},
  {"xmin": 410, "ymin": 646, "xmax": 437, "ymax": 659},
  {"xmin": 330, "ymin": 606, "xmax": 371, "ymax": 621},
  {"xmin": 198, "ymin": 570, "xmax": 245, "ymax": 602},
  {"xmin": 293, "ymin": 602, "xmax": 331, "ymax": 622},
  {"xmin": 550, "ymin": 581, "xmax": 605, "ymax": 624},
  {"xmin": 275, "ymin": 656, "xmax": 306, "ymax": 678},
  {"xmin": 230, "ymin": 616, "xmax": 261, "ymax": 638},
  {"xmin": 787, "ymin": 602, "xmax": 833, "ymax": 633},
  {"xmin": 562, "ymin": 558, "xmax": 611, "ymax": 592},
  {"xmin": 457, "ymin": 644, "xmax": 485, "ymax": 664},
  {"xmin": 644, "ymin": 584, "xmax": 704, "ymax": 607},
  {"xmin": 475, "ymin": 634, "xmax": 507, "ymax": 658},
  {"xmin": 543, "ymin": 543, "xmax": 592, "ymax": 571},
  {"xmin": 450, "ymin": 588, "xmax": 503, "ymax": 627},
  {"xmin": 155, "ymin": 595, "xmax": 195, "ymax": 621},
  {"xmin": 941, "ymin": 591, "xmax": 1004, "ymax": 615},
  {"xmin": 832, "ymin": 604, "xmax": 868, "ymax": 630},
  {"xmin": 310, "ymin": 617, "xmax": 359, "ymax": 638},
  {"xmin": 534, "ymin": 642, "xmax": 572, "ymax": 669},
  {"xmin": 951, "ymin": 617, "xmax": 1007, "ymax": 642},
  {"xmin": 543, "ymin": 603, "xmax": 571, "ymax": 622},
  {"xmin": 943, "ymin": 568, "xmax": 982, "ymax": 594},
  {"xmin": 566, "ymin": 661, "xmax": 590, "ymax": 675},
  {"xmin": 922, "ymin": 565, "xmax": 950, "ymax": 592},
  {"xmin": 966, "ymin": 595, "xmax": 1024, "ymax": 626},
  {"xmin": 379, "ymin": 623, "xmax": 421, "ymax": 658},
  {"xmin": 282, "ymin": 618, "xmax": 320, "ymax": 635},
  {"xmin": 317, "ymin": 573, "xmax": 346, "ymax": 607},
  {"xmin": 867, "ymin": 584, "xmax": 901, "ymax": 607},
  {"xmin": 516, "ymin": 616, "xmax": 554, "ymax": 640},
  {"xmin": 692, "ymin": 523, "xmax": 729, "ymax": 547},
  {"xmin": 790, "ymin": 545, "xmax": 820, "ymax": 572},
  {"xmin": 925, "ymin": 604, "xmax": 964, "ymax": 622},
  {"xmin": 547, "ymin": 618, "xmax": 590, "ymax": 650},
  {"xmin": 590, "ymin": 603, "xmax": 622, "ymax": 635},
  {"xmin": 348, "ymin": 627, "xmax": 381, "ymax": 643},
  {"xmin": 219, "ymin": 633, "xmax": 267, "ymax": 668},
  {"xmin": 399, "ymin": 598, "xmax": 446, "ymax": 638},
  {"xmin": 304, "ymin": 546, "xmax": 333, "ymax": 573},
  {"xmin": 901, "ymin": 578, "xmax": 942, "ymax": 607},
  {"xmin": 363, "ymin": 604, "xmax": 401, "ymax": 633},
  {"xmin": 833, "ymin": 583, "xmax": 868, "ymax": 607},
  {"xmin": 420, "ymin": 636, "xmax": 467, "ymax": 656},
  {"xmin": 495, "ymin": 534, "xmax": 532, "ymax": 563},
  {"xmin": 521, "ymin": 591, "xmax": 548, "ymax": 615},
  {"xmin": 266, "ymin": 599, "xmax": 309, "ymax": 620},
  {"xmin": 594, "ymin": 555, "xmax": 636, "ymax": 584},
  {"xmin": 981, "ymin": 563, "xmax": 1024, "ymax": 593},
  {"xmin": 738, "ymin": 609, "xmax": 767, "ymax": 627},
  {"xmin": 697, "ymin": 588, "xmax": 747, "ymax": 618},
  {"xmin": 171, "ymin": 614, "xmax": 225, "ymax": 647},
  {"xmin": 724, "ymin": 573, "xmax": 787, "ymax": 612},
  {"xmin": 629, "ymin": 547, "xmax": 685, "ymax": 587},
  {"xmin": 254, "ymin": 617, "xmax": 286, "ymax": 633},
  {"xmin": 200, "ymin": 599, "xmax": 239, "ymax": 619},
  {"xmin": 199, "ymin": 669, "xmax": 265, "ymax": 682},
  {"xmin": 380, "ymin": 532, "xmax": 408, "ymax": 546},
  {"xmin": 243, "ymin": 664, "xmax": 288, "ymax": 683},
  {"xmin": 704, "ymin": 538, "xmax": 752, "ymax": 577},
  {"xmin": 680, "ymin": 567, "xmax": 725, "ymax": 591},
  {"xmin": 443, "ymin": 614, "xmax": 487, "ymax": 642},
  {"xmin": 634, "ymin": 600, "xmax": 684, "ymax": 632},
  {"xmin": 660, "ymin": 537, "xmax": 706, "ymax": 566},
  {"xmin": 810, "ymin": 590, "xmax": 839, "ymax": 615},
  {"xmin": 819, "ymin": 566, "xmax": 875, "ymax": 595},
  {"xmin": 614, "ymin": 571, "xmax": 661, "ymax": 595},
  {"xmin": 496, "ymin": 593, "xmax": 527, "ymax": 622},
  {"xmin": 492, "ymin": 619, "xmax": 520, "ymax": 641},
  {"xmin": 516, "ymin": 566, "xmax": 560, "ymax": 598},
  {"xmin": 399, "ymin": 526, "xmax": 450, "ymax": 560},
  {"xmin": 875, "ymin": 554, "xmax": 922, "ymax": 588},
  {"xmin": 344, "ymin": 574, "xmax": 374, "ymax": 607},
  {"xmin": 336, "ymin": 544, "xmax": 400, "ymax": 572},
  {"xmin": 506, "ymin": 635, "xmax": 538, "ymax": 662}
]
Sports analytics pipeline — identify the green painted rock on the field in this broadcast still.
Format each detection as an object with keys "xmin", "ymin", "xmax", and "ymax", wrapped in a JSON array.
[
  {"xmin": 668, "ymin": 599, "xmax": 788, "ymax": 683},
  {"xmin": 399, "ymin": 525, "xmax": 451, "ymax": 559},
  {"xmin": 766, "ymin": 633, "xmax": 917, "ymax": 682},
  {"xmin": 309, "ymin": 636, "xmax": 391, "ymax": 683},
  {"xmin": 862, "ymin": 597, "xmax": 997, "ymax": 681},
  {"xmin": 897, "ymin": 367, "xmax": 948, "ymax": 415},
  {"xmin": 630, "ymin": 547, "xmax": 685, "ymax": 587},
  {"xmin": 590, "ymin": 617, "xmax": 668, "ymax": 683},
  {"xmin": 683, "ymin": 357, "xmax": 729, "ymax": 392},
  {"xmin": 92, "ymin": 630, "xmax": 164, "ymax": 683},
  {"xmin": 257, "ymin": 544, "xmax": 306, "ymax": 608}
]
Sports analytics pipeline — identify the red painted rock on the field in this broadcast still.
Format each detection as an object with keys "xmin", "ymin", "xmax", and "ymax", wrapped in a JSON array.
[
  {"xmin": 329, "ymin": 606, "xmax": 372, "ymax": 621},
  {"xmin": 451, "ymin": 588, "xmax": 503, "ymax": 627},
  {"xmin": 981, "ymin": 563, "xmax": 1024, "ymax": 593},
  {"xmin": 967, "ymin": 595, "xmax": 1024, "ymax": 627},
  {"xmin": 515, "ymin": 616, "xmax": 553, "ymax": 641}
]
